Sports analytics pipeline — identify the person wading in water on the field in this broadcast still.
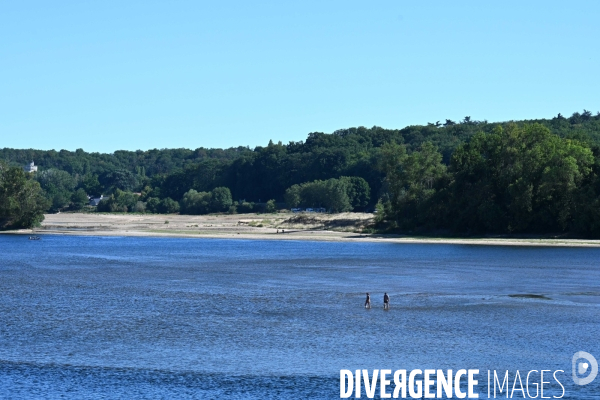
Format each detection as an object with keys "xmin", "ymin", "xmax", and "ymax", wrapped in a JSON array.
[
  {"xmin": 365, "ymin": 293, "xmax": 371, "ymax": 309},
  {"xmin": 383, "ymin": 293, "xmax": 390, "ymax": 310}
]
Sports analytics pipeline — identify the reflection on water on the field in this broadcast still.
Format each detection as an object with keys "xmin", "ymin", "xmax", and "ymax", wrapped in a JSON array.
[{"xmin": 0, "ymin": 235, "xmax": 599, "ymax": 398}]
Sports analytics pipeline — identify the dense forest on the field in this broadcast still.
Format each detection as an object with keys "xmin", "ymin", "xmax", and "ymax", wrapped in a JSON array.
[{"xmin": 1, "ymin": 110, "xmax": 600, "ymax": 236}]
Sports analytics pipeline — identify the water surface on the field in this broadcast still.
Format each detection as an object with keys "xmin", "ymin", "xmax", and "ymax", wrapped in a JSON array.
[{"xmin": 0, "ymin": 235, "xmax": 599, "ymax": 398}]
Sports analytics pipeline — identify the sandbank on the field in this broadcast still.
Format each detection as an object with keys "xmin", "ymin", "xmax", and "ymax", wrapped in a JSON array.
[{"xmin": 5, "ymin": 212, "xmax": 600, "ymax": 247}]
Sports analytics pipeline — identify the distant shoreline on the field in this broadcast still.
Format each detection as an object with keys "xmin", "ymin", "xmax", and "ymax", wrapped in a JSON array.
[{"xmin": 4, "ymin": 212, "xmax": 600, "ymax": 248}]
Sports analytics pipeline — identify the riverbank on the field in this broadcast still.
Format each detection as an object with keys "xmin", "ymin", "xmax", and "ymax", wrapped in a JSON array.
[{"xmin": 5, "ymin": 212, "xmax": 600, "ymax": 247}]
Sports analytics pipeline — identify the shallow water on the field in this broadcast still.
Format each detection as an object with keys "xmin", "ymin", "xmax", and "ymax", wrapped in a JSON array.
[{"xmin": 0, "ymin": 235, "xmax": 599, "ymax": 398}]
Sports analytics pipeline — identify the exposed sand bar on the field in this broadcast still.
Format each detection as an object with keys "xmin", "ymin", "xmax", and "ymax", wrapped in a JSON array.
[{"xmin": 5, "ymin": 212, "xmax": 600, "ymax": 247}]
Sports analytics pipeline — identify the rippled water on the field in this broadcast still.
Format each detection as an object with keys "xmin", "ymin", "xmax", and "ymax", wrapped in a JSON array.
[{"xmin": 0, "ymin": 235, "xmax": 599, "ymax": 398}]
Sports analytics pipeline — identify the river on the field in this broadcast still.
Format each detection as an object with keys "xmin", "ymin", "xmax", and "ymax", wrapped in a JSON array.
[{"xmin": 0, "ymin": 235, "xmax": 598, "ymax": 398}]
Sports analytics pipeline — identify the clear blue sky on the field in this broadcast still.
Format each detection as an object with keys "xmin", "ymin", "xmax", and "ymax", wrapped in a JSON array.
[{"xmin": 1, "ymin": 1, "xmax": 598, "ymax": 153}]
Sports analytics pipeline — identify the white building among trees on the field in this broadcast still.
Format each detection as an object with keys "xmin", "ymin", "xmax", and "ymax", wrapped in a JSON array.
[{"xmin": 24, "ymin": 161, "xmax": 38, "ymax": 173}]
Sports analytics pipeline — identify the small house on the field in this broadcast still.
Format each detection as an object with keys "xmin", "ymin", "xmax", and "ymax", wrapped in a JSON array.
[{"xmin": 89, "ymin": 195, "xmax": 106, "ymax": 206}]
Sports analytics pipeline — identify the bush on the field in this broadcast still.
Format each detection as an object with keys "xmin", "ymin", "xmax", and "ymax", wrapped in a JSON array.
[
  {"xmin": 133, "ymin": 201, "xmax": 146, "ymax": 213},
  {"xmin": 180, "ymin": 187, "xmax": 233, "ymax": 215},
  {"xmin": 96, "ymin": 189, "xmax": 139, "ymax": 213},
  {"xmin": 159, "ymin": 197, "xmax": 180, "ymax": 214},
  {"xmin": 181, "ymin": 189, "xmax": 211, "ymax": 214},
  {"xmin": 236, "ymin": 201, "xmax": 254, "ymax": 213},
  {"xmin": 284, "ymin": 178, "xmax": 355, "ymax": 213},
  {"xmin": 146, "ymin": 197, "xmax": 161, "ymax": 213},
  {"xmin": 265, "ymin": 199, "xmax": 277, "ymax": 213}
]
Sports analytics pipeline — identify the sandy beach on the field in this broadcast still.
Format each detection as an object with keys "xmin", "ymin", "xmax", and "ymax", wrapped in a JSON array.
[{"xmin": 3, "ymin": 212, "xmax": 599, "ymax": 247}]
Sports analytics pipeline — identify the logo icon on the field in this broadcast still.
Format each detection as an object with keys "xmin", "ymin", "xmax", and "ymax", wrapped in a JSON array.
[{"xmin": 572, "ymin": 351, "xmax": 598, "ymax": 385}]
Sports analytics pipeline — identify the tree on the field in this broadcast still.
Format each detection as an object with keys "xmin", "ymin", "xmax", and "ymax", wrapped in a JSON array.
[
  {"xmin": 284, "ymin": 185, "xmax": 302, "ymax": 208},
  {"xmin": 97, "ymin": 195, "xmax": 124, "ymax": 212},
  {"xmin": 378, "ymin": 141, "xmax": 407, "ymax": 223},
  {"xmin": 181, "ymin": 189, "xmax": 211, "ymax": 214},
  {"xmin": 3, "ymin": 111, "xmax": 600, "ymax": 236},
  {"xmin": 379, "ymin": 141, "xmax": 447, "ymax": 229},
  {"xmin": 146, "ymin": 197, "xmax": 161, "ymax": 213},
  {"xmin": 99, "ymin": 169, "xmax": 140, "ymax": 193},
  {"xmin": 0, "ymin": 162, "xmax": 49, "ymax": 229},
  {"xmin": 159, "ymin": 197, "xmax": 180, "ymax": 214},
  {"xmin": 81, "ymin": 174, "xmax": 102, "ymax": 196},
  {"xmin": 71, "ymin": 188, "xmax": 89, "ymax": 210},
  {"xmin": 283, "ymin": 179, "xmax": 352, "ymax": 212},
  {"xmin": 322, "ymin": 178, "xmax": 352, "ymax": 212},
  {"xmin": 97, "ymin": 189, "xmax": 139, "ymax": 212},
  {"xmin": 133, "ymin": 201, "xmax": 146, "ymax": 213},
  {"xmin": 448, "ymin": 124, "xmax": 594, "ymax": 233},
  {"xmin": 265, "ymin": 199, "xmax": 277, "ymax": 213},
  {"xmin": 340, "ymin": 176, "xmax": 370, "ymax": 210},
  {"xmin": 210, "ymin": 187, "xmax": 232, "ymax": 212},
  {"xmin": 36, "ymin": 168, "xmax": 77, "ymax": 212},
  {"xmin": 236, "ymin": 201, "xmax": 254, "ymax": 213}
]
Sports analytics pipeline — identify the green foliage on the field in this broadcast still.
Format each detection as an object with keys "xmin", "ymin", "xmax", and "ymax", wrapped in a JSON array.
[
  {"xmin": 374, "ymin": 200, "xmax": 385, "ymax": 223},
  {"xmin": 99, "ymin": 169, "xmax": 140, "ymax": 193},
  {"xmin": 340, "ymin": 176, "xmax": 370, "ymax": 210},
  {"xmin": 159, "ymin": 197, "xmax": 180, "ymax": 214},
  {"xmin": 97, "ymin": 189, "xmax": 140, "ymax": 212},
  {"xmin": 284, "ymin": 178, "xmax": 358, "ymax": 212},
  {"xmin": 236, "ymin": 201, "xmax": 255, "ymax": 213},
  {"xmin": 375, "ymin": 123, "xmax": 600, "ymax": 236},
  {"xmin": 447, "ymin": 124, "xmax": 594, "ymax": 233},
  {"xmin": 70, "ymin": 188, "xmax": 89, "ymax": 210},
  {"xmin": 3, "ymin": 110, "xmax": 600, "ymax": 236},
  {"xmin": 81, "ymin": 174, "xmax": 102, "ymax": 197},
  {"xmin": 141, "ymin": 186, "xmax": 161, "ymax": 201},
  {"xmin": 181, "ymin": 189, "xmax": 212, "ymax": 215},
  {"xmin": 265, "ymin": 199, "xmax": 277, "ymax": 213},
  {"xmin": 36, "ymin": 168, "xmax": 77, "ymax": 212},
  {"xmin": 321, "ymin": 179, "xmax": 352, "ymax": 213},
  {"xmin": 0, "ymin": 146, "xmax": 249, "ymax": 180},
  {"xmin": 180, "ymin": 187, "xmax": 232, "ymax": 215},
  {"xmin": 97, "ymin": 196, "xmax": 125, "ymax": 212},
  {"xmin": 379, "ymin": 141, "xmax": 447, "ymax": 229},
  {"xmin": 0, "ymin": 162, "xmax": 49, "ymax": 229},
  {"xmin": 283, "ymin": 185, "xmax": 301, "ymax": 208},
  {"xmin": 146, "ymin": 197, "xmax": 161, "ymax": 213},
  {"xmin": 133, "ymin": 201, "xmax": 146, "ymax": 213},
  {"xmin": 210, "ymin": 187, "xmax": 233, "ymax": 212}
]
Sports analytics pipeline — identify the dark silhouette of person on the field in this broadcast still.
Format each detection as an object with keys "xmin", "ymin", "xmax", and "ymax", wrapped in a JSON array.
[
  {"xmin": 383, "ymin": 293, "xmax": 390, "ymax": 310},
  {"xmin": 365, "ymin": 293, "xmax": 371, "ymax": 309}
]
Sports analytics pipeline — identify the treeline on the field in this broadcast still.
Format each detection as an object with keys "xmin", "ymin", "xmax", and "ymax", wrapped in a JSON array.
[
  {"xmin": 3, "ymin": 110, "xmax": 599, "ymax": 205},
  {"xmin": 0, "ymin": 147, "xmax": 250, "ymax": 177},
  {"xmin": 1, "ymin": 110, "xmax": 600, "ymax": 235},
  {"xmin": 378, "ymin": 124, "xmax": 600, "ymax": 235}
]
